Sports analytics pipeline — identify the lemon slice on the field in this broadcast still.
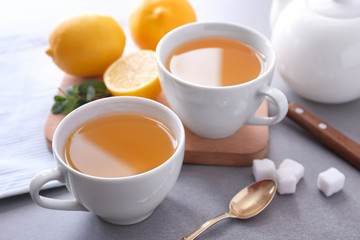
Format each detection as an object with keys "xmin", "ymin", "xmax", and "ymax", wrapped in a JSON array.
[{"xmin": 104, "ymin": 50, "xmax": 161, "ymax": 99}]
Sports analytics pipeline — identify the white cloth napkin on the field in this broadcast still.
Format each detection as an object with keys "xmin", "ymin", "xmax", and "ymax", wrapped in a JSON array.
[{"xmin": 0, "ymin": 33, "xmax": 63, "ymax": 199}]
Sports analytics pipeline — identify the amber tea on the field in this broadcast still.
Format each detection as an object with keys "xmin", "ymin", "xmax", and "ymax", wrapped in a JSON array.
[
  {"xmin": 166, "ymin": 37, "xmax": 265, "ymax": 86},
  {"xmin": 64, "ymin": 113, "xmax": 177, "ymax": 178}
]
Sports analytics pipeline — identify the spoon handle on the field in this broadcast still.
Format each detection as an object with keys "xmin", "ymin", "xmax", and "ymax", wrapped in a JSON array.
[{"xmin": 181, "ymin": 212, "xmax": 232, "ymax": 240}]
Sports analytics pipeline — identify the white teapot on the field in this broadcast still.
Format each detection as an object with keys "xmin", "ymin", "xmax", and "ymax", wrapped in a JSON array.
[{"xmin": 270, "ymin": 0, "xmax": 360, "ymax": 103}]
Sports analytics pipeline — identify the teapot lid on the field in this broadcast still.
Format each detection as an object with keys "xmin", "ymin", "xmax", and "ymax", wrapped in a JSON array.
[{"xmin": 308, "ymin": 0, "xmax": 360, "ymax": 18}]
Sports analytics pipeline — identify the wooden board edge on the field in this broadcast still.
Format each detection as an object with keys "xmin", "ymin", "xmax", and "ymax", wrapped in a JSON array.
[{"xmin": 184, "ymin": 144, "xmax": 268, "ymax": 166}]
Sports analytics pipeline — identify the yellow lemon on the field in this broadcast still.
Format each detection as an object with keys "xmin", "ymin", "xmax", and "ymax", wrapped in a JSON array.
[
  {"xmin": 129, "ymin": 0, "xmax": 196, "ymax": 50},
  {"xmin": 46, "ymin": 14, "xmax": 126, "ymax": 77},
  {"xmin": 104, "ymin": 50, "xmax": 161, "ymax": 99}
]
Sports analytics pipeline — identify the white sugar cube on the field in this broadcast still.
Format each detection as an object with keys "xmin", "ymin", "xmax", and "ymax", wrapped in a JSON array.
[
  {"xmin": 317, "ymin": 168, "xmax": 345, "ymax": 197},
  {"xmin": 279, "ymin": 158, "xmax": 304, "ymax": 183},
  {"xmin": 276, "ymin": 168, "xmax": 297, "ymax": 195},
  {"xmin": 252, "ymin": 159, "xmax": 276, "ymax": 182}
]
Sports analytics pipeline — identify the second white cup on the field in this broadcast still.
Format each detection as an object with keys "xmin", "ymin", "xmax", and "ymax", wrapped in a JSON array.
[{"xmin": 156, "ymin": 22, "xmax": 288, "ymax": 139}]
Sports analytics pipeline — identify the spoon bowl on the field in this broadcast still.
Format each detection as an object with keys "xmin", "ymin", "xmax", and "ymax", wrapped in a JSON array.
[
  {"xmin": 229, "ymin": 179, "xmax": 277, "ymax": 219},
  {"xmin": 181, "ymin": 179, "xmax": 277, "ymax": 240}
]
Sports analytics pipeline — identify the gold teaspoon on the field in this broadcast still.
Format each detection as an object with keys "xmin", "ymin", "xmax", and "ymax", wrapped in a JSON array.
[{"xmin": 181, "ymin": 179, "xmax": 277, "ymax": 240}]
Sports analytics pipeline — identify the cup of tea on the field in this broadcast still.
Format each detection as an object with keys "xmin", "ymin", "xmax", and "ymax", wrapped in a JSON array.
[
  {"xmin": 30, "ymin": 96, "xmax": 185, "ymax": 225},
  {"xmin": 156, "ymin": 22, "xmax": 288, "ymax": 139}
]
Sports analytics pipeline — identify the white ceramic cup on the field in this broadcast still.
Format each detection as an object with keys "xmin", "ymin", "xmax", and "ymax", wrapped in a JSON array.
[
  {"xmin": 156, "ymin": 22, "xmax": 288, "ymax": 139},
  {"xmin": 29, "ymin": 96, "xmax": 185, "ymax": 225}
]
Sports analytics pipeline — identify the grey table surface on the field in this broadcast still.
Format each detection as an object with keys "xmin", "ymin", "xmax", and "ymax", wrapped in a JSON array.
[{"xmin": 1, "ymin": 0, "xmax": 359, "ymax": 239}]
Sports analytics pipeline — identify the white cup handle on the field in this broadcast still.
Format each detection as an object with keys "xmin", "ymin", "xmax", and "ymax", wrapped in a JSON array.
[
  {"xmin": 29, "ymin": 168, "xmax": 88, "ymax": 211},
  {"xmin": 246, "ymin": 86, "xmax": 288, "ymax": 125}
]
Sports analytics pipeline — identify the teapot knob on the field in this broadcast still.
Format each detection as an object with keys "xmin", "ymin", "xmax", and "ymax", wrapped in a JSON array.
[{"xmin": 308, "ymin": 0, "xmax": 360, "ymax": 19}]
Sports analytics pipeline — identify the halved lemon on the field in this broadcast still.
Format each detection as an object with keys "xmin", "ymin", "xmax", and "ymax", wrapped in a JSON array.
[{"xmin": 104, "ymin": 50, "xmax": 161, "ymax": 99}]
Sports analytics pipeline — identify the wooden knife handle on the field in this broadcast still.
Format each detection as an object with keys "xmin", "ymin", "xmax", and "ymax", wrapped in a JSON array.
[{"xmin": 287, "ymin": 102, "xmax": 360, "ymax": 170}]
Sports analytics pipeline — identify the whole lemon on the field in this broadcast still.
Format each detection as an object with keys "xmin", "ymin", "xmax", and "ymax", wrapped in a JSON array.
[
  {"xmin": 129, "ymin": 0, "xmax": 196, "ymax": 50},
  {"xmin": 46, "ymin": 14, "xmax": 126, "ymax": 77}
]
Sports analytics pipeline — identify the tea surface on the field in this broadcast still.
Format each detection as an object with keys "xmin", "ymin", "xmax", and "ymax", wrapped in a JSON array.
[
  {"xmin": 64, "ymin": 113, "xmax": 177, "ymax": 178},
  {"xmin": 166, "ymin": 37, "xmax": 264, "ymax": 86}
]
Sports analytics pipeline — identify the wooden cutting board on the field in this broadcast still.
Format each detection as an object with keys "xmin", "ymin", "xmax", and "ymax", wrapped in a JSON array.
[{"xmin": 44, "ymin": 74, "xmax": 269, "ymax": 166}]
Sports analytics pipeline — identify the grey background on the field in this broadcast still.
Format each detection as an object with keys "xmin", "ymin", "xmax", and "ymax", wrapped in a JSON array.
[{"xmin": 1, "ymin": 0, "xmax": 359, "ymax": 239}]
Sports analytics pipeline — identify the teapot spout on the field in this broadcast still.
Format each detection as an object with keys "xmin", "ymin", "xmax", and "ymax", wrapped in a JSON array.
[{"xmin": 270, "ymin": 0, "xmax": 292, "ymax": 31}]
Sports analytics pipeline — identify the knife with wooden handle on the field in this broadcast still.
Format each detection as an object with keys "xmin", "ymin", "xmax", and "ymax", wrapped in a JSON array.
[{"xmin": 286, "ymin": 102, "xmax": 360, "ymax": 170}]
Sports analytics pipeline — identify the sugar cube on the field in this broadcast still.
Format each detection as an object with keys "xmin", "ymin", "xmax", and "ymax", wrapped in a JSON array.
[
  {"xmin": 279, "ymin": 158, "xmax": 304, "ymax": 183},
  {"xmin": 276, "ymin": 168, "xmax": 297, "ymax": 195},
  {"xmin": 317, "ymin": 167, "xmax": 345, "ymax": 197},
  {"xmin": 252, "ymin": 159, "xmax": 276, "ymax": 182}
]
